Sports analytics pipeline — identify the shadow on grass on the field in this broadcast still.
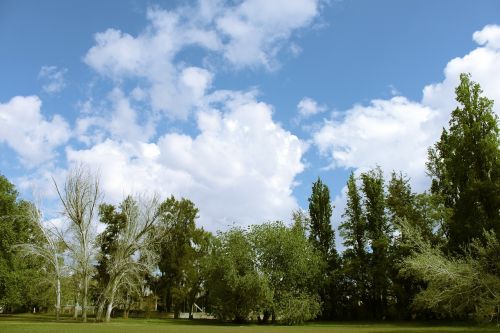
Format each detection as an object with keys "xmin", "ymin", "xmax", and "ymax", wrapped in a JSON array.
[{"xmin": 0, "ymin": 313, "xmax": 93, "ymax": 324}]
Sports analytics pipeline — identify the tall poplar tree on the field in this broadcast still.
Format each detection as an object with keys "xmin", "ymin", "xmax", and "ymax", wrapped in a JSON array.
[
  {"xmin": 339, "ymin": 172, "xmax": 368, "ymax": 318},
  {"xmin": 308, "ymin": 177, "xmax": 338, "ymax": 318},
  {"xmin": 427, "ymin": 73, "xmax": 500, "ymax": 252},
  {"xmin": 308, "ymin": 177, "xmax": 336, "ymax": 261},
  {"xmin": 361, "ymin": 167, "xmax": 390, "ymax": 319}
]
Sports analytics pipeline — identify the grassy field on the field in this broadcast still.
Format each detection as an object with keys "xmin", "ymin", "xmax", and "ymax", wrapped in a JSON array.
[{"xmin": 0, "ymin": 314, "xmax": 498, "ymax": 333}]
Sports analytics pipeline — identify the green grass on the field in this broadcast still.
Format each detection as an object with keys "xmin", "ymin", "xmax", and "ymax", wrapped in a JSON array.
[{"xmin": 0, "ymin": 314, "xmax": 497, "ymax": 333}]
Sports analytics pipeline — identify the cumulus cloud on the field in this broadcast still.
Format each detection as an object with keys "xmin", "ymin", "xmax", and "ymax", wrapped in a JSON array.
[
  {"xmin": 38, "ymin": 66, "xmax": 67, "ymax": 94},
  {"xmin": 0, "ymin": 96, "xmax": 70, "ymax": 166},
  {"xmin": 423, "ymin": 24, "xmax": 500, "ymax": 117},
  {"xmin": 215, "ymin": 0, "xmax": 320, "ymax": 68},
  {"xmin": 297, "ymin": 97, "xmax": 326, "ymax": 118},
  {"xmin": 314, "ymin": 97, "xmax": 436, "ymax": 191},
  {"xmin": 313, "ymin": 24, "xmax": 500, "ymax": 193},
  {"xmin": 74, "ymin": 88, "xmax": 156, "ymax": 146},
  {"xmin": 84, "ymin": 1, "xmax": 321, "ymax": 118},
  {"xmin": 67, "ymin": 93, "xmax": 305, "ymax": 230}
]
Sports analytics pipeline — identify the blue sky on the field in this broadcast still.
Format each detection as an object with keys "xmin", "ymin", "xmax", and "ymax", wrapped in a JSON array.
[{"xmin": 1, "ymin": 0, "xmax": 500, "ymax": 236}]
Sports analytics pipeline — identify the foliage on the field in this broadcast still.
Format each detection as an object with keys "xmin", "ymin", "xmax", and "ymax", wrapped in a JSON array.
[
  {"xmin": 155, "ymin": 196, "xmax": 209, "ymax": 318},
  {"xmin": 308, "ymin": 178, "xmax": 336, "ymax": 261},
  {"xmin": 204, "ymin": 228, "xmax": 268, "ymax": 322},
  {"xmin": 339, "ymin": 172, "xmax": 368, "ymax": 318},
  {"xmin": 400, "ymin": 219, "xmax": 500, "ymax": 320},
  {"xmin": 249, "ymin": 221, "xmax": 322, "ymax": 323},
  {"xmin": 276, "ymin": 292, "xmax": 322, "ymax": 325},
  {"xmin": 427, "ymin": 73, "xmax": 500, "ymax": 252},
  {"xmin": 361, "ymin": 167, "xmax": 390, "ymax": 319},
  {"xmin": 0, "ymin": 174, "xmax": 46, "ymax": 312}
]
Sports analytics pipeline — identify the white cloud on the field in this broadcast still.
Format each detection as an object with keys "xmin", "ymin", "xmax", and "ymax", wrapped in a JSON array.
[
  {"xmin": 215, "ymin": 0, "xmax": 321, "ymax": 69},
  {"xmin": 84, "ymin": 1, "xmax": 321, "ymax": 118},
  {"xmin": 75, "ymin": 89, "xmax": 156, "ymax": 145},
  {"xmin": 0, "ymin": 96, "xmax": 70, "ymax": 166},
  {"xmin": 314, "ymin": 97, "xmax": 436, "ymax": 191},
  {"xmin": 66, "ymin": 93, "xmax": 305, "ymax": 230},
  {"xmin": 472, "ymin": 24, "xmax": 500, "ymax": 50},
  {"xmin": 84, "ymin": 7, "xmax": 217, "ymax": 119},
  {"xmin": 423, "ymin": 24, "xmax": 500, "ymax": 117},
  {"xmin": 313, "ymin": 24, "xmax": 500, "ymax": 193},
  {"xmin": 38, "ymin": 66, "xmax": 67, "ymax": 94},
  {"xmin": 297, "ymin": 97, "xmax": 326, "ymax": 118}
]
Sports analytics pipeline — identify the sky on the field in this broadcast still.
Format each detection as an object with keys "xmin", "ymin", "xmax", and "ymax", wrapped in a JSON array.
[{"xmin": 1, "ymin": 0, "xmax": 500, "ymax": 241}]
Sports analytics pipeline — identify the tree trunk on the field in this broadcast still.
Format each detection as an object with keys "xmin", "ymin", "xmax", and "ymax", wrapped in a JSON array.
[
  {"xmin": 166, "ymin": 287, "xmax": 172, "ymax": 312},
  {"xmin": 96, "ymin": 301, "xmax": 105, "ymax": 322},
  {"xmin": 123, "ymin": 293, "xmax": 130, "ymax": 319},
  {"xmin": 105, "ymin": 300, "xmax": 114, "ymax": 322},
  {"xmin": 82, "ymin": 273, "xmax": 88, "ymax": 322},
  {"xmin": 105, "ymin": 280, "xmax": 119, "ymax": 323},
  {"xmin": 73, "ymin": 288, "xmax": 79, "ymax": 321},
  {"xmin": 55, "ymin": 278, "xmax": 61, "ymax": 321}
]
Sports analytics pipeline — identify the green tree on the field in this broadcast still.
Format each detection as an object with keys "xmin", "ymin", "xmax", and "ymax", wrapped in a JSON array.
[
  {"xmin": 386, "ymin": 172, "xmax": 425, "ymax": 319},
  {"xmin": 308, "ymin": 177, "xmax": 336, "ymax": 260},
  {"xmin": 427, "ymin": 73, "xmax": 500, "ymax": 252},
  {"xmin": 339, "ymin": 172, "xmax": 368, "ymax": 318},
  {"xmin": 204, "ymin": 228, "xmax": 268, "ymax": 322},
  {"xmin": 361, "ymin": 167, "xmax": 390, "ymax": 319},
  {"xmin": 0, "ymin": 174, "xmax": 44, "ymax": 312},
  {"xmin": 249, "ymin": 221, "xmax": 322, "ymax": 324},
  {"xmin": 400, "ymin": 220, "xmax": 500, "ymax": 320},
  {"xmin": 308, "ymin": 177, "xmax": 339, "ymax": 318},
  {"xmin": 156, "ymin": 195, "xmax": 209, "ymax": 318}
]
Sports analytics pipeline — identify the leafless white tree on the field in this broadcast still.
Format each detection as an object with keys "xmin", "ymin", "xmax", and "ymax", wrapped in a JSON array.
[{"xmin": 54, "ymin": 165, "xmax": 101, "ymax": 322}]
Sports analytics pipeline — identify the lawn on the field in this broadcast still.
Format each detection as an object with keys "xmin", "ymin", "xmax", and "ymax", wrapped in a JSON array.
[{"xmin": 0, "ymin": 314, "xmax": 497, "ymax": 333}]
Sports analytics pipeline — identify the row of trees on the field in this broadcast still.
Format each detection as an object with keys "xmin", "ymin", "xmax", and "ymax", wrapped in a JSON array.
[{"xmin": 0, "ymin": 73, "xmax": 499, "ymax": 324}]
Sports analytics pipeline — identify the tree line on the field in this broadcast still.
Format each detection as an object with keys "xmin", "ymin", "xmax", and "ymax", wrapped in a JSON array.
[{"xmin": 0, "ymin": 73, "xmax": 499, "ymax": 324}]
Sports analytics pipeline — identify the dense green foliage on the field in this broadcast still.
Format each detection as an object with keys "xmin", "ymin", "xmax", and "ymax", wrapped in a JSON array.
[
  {"xmin": 204, "ymin": 228, "xmax": 268, "ymax": 322},
  {"xmin": 427, "ymin": 73, "xmax": 500, "ymax": 252},
  {"xmin": 0, "ymin": 175, "xmax": 46, "ymax": 312},
  {"xmin": 155, "ymin": 196, "xmax": 210, "ymax": 318},
  {"xmin": 249, "ymin": 221, "xmax": 322, "ymax": 324}
]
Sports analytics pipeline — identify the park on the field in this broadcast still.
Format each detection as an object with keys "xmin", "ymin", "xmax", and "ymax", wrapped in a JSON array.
[{"xmin": 1, "ymin": 1, "xmax": 500, "ymax": 332}]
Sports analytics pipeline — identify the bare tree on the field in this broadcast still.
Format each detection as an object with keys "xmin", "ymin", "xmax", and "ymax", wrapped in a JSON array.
[
  {"xmin": 14, "ymin": 203, "xmax": 65, "ymax": 320},
  {"xmin": 54, "ymin": 165, "xmax": 101, "ymax": 322},
  {"xmin": 96, "ymin": 195, "xmax": 160, "ymax": 322}
]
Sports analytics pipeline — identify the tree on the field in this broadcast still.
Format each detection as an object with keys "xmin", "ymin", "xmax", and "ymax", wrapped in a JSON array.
[
  {"xmin": 0, "ymin": 174, "xmax": 45, "ymax": 313},
  {"xmin": 400, "ymin": 220, "xmax": 500, "ymax": 320},
  {"xmin": 249, "ymin": 221, "xmax": 322, "ymax": 324},
  {"xmin": 308, "ymin": 177, "xmax": 339, "ymax": 318},
  {"xmin": 95, "ymin": 195, "xmax": 160, "ymax": 322},
  {"xmin": 427, "ymin": 73, "xmax": 500, "ymax": 252},
  {"xmin": 386, "ymin": 172, "xmax": 427, "ymax": 319},
  {"xmin": 339, "ymin": 172, "xmax": 368, "ymax": 318},
  {"xmin": 308, "ymin": 177, "xmax": 336, "ymax": 260},
  {"xmin": 54, "ymin": 165, "xmax": 101, "ymax": 322},
  {"xmin": 204, "ymin": 228, "xmax": 269, "ymax": 322},
  {"xmin": 156, "ymin": 195, "xmax": 208, "ymax": 319},
  {"xmin": 361, "ymin": 167, "xmax": 390, "ymax": 319},
  {"xmin": 14, "ymin": 203, "xmax": 65, "ymax": 320}
]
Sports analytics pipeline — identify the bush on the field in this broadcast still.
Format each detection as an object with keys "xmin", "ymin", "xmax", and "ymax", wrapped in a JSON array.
[{"xmin": 277, "ymin": 292, "xmax": 321, "ymax": 325}]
